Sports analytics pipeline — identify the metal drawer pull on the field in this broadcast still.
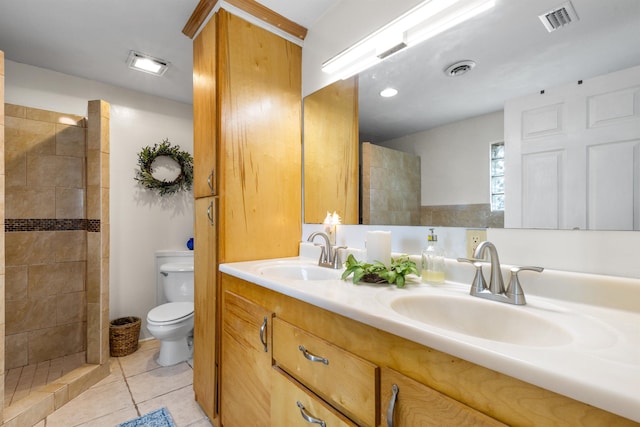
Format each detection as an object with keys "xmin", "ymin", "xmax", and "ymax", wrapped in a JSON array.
[
  {"xmin": 386, "ymin": 384, "xmax": 399, "ymax": 427},
  {"xmin": 207, "ymin": 168, "xmax": 215, "ymax": 194},
  {"xmin": 297, "ymin": 401, "xmax": 326, "ymax": 427},
  {"xmin": 298, "ymin": 345, "xmax": 329, "ymax": 365},
  {"xmin": 259, "ymin": 316, "xmax": 268, "ymax": 352},
  {"xmin": 206, "ymin": 201, "xmax": 214, "ymax": 226}
]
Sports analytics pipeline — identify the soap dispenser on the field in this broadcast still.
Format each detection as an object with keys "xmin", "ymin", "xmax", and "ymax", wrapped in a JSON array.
[{"xmin": 422, "ymin": 228, "xmax": 445, "ymax": 283}]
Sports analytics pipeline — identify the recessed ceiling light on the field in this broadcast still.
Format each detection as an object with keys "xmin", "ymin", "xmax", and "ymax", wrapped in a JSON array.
[
  {"xmin": 127, "ymin": 50, "xmax": 169, "ymax": 76},
  {"xmin": 380, "ymin": 87, "xmax": 399, "ymax": 97},
  {"xmin": 444, "ymin": 60, "xmax": 476, "ymax": 77}
]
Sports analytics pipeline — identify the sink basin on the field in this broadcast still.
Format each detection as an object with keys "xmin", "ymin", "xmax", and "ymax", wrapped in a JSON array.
[
  {"xmin": 389, "ymin": 294, "xmax": 573, "ymax": 347},
  {"xmin": 257, "ymin": 264, "xmax": 343, "ymax": 281}
]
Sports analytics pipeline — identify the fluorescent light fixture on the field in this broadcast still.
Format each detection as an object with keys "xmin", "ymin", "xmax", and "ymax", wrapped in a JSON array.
[
  {"xmin": 127, "ymin": 50, "xmax": 169, "ymax": 76},
  {"xmin": 321, "ymin": 0, "xmax": 495, "ymax": 80}
]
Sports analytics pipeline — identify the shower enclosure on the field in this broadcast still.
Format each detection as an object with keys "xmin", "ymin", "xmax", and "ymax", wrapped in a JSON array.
[{"xmin": 1, "ymin": 62, "xmax": 111, "ymax": 425}]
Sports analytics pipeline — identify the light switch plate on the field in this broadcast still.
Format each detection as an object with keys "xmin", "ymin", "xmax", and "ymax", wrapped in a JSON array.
[{"xmin": 466, "ymin": 229, "xmax": 487, "ymax": 258}]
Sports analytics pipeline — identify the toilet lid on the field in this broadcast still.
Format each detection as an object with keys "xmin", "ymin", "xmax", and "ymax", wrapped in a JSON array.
[{"xmin": 148, "ymin": 302, "xmax": 194, "ymax": 324}]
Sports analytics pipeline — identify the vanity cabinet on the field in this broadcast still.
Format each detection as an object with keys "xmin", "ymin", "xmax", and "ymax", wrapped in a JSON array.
[
  {"xmin": 220, "ymin": 290, "xmax": 274, "ymax": 427},
  {"xmin": 221, "ymin": 273, "xmax": 636, "ymax": 426},
  {"xmin": 272, "ymin": 318, "xmax": 378, "ymax": 426},
  {"xmin": 380, "ymin": 367, "xmax": 506, "ymax": 426},
  {"xmin": 189, "ymin": 5, "xmax": 302, "ymax": 423}
]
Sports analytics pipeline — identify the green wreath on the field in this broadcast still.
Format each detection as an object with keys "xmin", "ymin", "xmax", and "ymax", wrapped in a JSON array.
[{"xmin": 135, "ymin": 139, "xmax": 194, "ymax": 196}]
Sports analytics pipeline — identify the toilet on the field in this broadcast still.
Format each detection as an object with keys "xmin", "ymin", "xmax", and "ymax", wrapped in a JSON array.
[{"xmin": 146, "ymin": 255, "xmax": 195, "ymax": 366}]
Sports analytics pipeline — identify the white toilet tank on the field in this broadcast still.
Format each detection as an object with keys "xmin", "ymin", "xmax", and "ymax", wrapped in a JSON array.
[
  {"xmin": 160, "ymin": 263, "xmax": 194, "ymax": 302},
  {"xmin": 155, "ymin": 250, "xmax": 194, "ymax": 304}
]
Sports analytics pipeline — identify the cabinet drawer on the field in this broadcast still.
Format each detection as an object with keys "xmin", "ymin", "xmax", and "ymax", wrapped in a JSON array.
[
  {"xmin": 381, "ymin": 367, "xmax": 507, "ymax": 426},
  {"xmin": 272, "ymin": 368, "xmax": 358, "ymax": 427},
  {"xmin": 273, "ymin": 318, "xmax": 378, "ymax": 426}
]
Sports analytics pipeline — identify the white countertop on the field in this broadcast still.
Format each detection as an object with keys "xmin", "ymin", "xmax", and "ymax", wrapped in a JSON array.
[{"xmin": 219, "ymin": 256, "xmax": 640, "ymax": 423}]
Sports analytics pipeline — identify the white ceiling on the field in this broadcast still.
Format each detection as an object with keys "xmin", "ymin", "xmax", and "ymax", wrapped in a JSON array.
[
  {"xmin": 0, "ymin": 0, "xmax": 337, "ymax": 105},
  {"xmin": 0, "ymin": 0, "xmax": 639, "ymax": 142},
  {"xmin": 358, "ymin": 0, "xmax": 640, "ymax": 142}
]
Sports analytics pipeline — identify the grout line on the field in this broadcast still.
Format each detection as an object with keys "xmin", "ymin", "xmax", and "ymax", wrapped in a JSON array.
[{"xmin": 117, "ymin": 357, "xmax": 142, "ymax": 418}]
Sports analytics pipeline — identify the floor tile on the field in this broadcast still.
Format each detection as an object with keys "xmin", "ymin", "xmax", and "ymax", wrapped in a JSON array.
[
  {"xmin": 45, "ymin": 378, "xmax": 133, "ymax": 427},
  {"xmin": 185, "ymin": 418, "xmax": 215, "ymax": 427},
  {"xmin": 92, "ymin": 358, "xmax": 124, "ymax": 388},
  {"xmin": 137, "ymin": 385, "xmax": 209, "ymax": 427},
  {"xmin": 73, "ymin": 405, "xmax": 139, "ymax": 427},
  {"xmin": 39, "ymin": 339, "xmax": 209, "ymax": 427},
  {"xmin": 126, "ymin": 362, "xmax": 193, "ymax": 404},
  {"xmin": 117, "ymin": 340, "xmax": 162, "ymax": 378}
]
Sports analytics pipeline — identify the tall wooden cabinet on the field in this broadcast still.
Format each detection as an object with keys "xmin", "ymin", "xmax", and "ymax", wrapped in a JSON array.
[{"xmin": 191, "ymin": 7, "xmax": 302, "ymax": 424}]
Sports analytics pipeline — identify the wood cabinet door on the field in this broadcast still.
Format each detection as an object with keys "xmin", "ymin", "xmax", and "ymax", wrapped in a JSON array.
[
  {"xmin": 193, "ymin": 13, "xmax": 218, "ymax": 199},
  {"xmin": 217, "ymin": 9, "xmax": 302, "ymax": 262},
  {"xmin": 271, "ymin": 368, "xmax": 358, "ymax": 427},
  {"xmin": 193, "ymin": 196, "xmax": 218, "ymax": 421},
  {"xmin": 303, "ymin": 76, "xmax": 359, "ymax": 224},
  {"xmin": 221, "ymin": 290, "xmax": 274, "ymax": 427},
  {"xmin": 380, "ymin": 367, "xmax": 506, "ymax": 427}
]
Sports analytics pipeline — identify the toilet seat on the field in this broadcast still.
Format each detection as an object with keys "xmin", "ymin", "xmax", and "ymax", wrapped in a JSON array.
[{"xmin": 147, "ymin": 302, "xmax": 194, "ymax": 325}]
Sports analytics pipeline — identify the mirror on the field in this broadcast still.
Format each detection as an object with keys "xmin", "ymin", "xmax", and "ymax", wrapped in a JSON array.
[{"xmin": 303, "ymin": 0, "xmax": 640, "ymax": 229}]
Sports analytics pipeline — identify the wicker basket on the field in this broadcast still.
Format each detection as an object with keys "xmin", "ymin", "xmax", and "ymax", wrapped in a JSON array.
[{"xmin": 109, "ymin": 316, "xmax": 141, "ymax": 357}]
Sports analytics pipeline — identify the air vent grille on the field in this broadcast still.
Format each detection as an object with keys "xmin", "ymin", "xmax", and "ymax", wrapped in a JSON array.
[
  {"xmin": 539, "ymin": 1, "xmax": 579, "ymax": 32},
  {"xmin": 445, "ymin": 60, "xmax": 476, "ymax": 77}
]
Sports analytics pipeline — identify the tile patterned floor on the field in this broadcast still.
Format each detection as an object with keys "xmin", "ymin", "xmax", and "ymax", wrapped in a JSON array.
[
  {"xmin": 34, "ymin": 340, "xmax": 213, "ymax": 427},
  {"xmin": 4, "ymin": 352, "xmax": 86, "ymax": 407}
]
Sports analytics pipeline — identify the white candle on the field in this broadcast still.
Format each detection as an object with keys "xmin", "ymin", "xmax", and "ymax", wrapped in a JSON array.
[{"xmin": 366, "ymin": 231, "xmax": 392, "ymax": 267}]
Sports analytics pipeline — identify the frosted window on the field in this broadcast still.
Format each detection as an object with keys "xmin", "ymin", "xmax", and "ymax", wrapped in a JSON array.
[{"xmin": 490, "ymin": 142, "xmax": 505, "ymax": 211}]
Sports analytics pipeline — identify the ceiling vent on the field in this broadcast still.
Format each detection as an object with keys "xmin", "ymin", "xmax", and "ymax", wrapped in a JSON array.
[
  {"xmin": 539, "ymin": 1, "xmax": 579, "ymax": 32},
  {"xmin": 445, "ymin": 60, "xmax": 476, "ymax": 77}
]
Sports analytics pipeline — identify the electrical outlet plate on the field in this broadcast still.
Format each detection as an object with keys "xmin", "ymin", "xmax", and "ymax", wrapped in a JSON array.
[{"xmin": 466, "ymin": 229, "xmax": 487, "ymax": 258}]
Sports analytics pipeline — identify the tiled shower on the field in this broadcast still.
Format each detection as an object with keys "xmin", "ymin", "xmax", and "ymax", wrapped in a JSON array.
[
  {"xmin": 1, "ymin": 92, "xmax": 111, "ymax": 423},
  {"xmin": 5, "ymin": 104, "xmax": 89, "ymax": 374}
]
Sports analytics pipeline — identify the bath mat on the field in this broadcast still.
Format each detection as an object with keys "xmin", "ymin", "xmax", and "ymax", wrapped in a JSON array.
[{"xmin": 116, "ymin": 407, "xmax": 176, "ymax": 427}]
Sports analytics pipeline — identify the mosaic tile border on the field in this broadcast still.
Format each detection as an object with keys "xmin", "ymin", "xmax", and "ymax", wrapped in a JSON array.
[{"xmin": 5, "ymin": 219, "xmax": 101, "ymax": 232}]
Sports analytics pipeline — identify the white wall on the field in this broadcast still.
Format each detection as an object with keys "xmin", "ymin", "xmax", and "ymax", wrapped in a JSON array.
[
  {"xmin": 5, "ymin": 60, "xmax": 194, "ymax": 338},
  {"xmin": 381, "ymin": 110, "xmax": 504, "ymax": 205}
]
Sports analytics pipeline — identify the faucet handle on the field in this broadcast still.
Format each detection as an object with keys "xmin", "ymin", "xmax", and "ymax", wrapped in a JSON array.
[
  {"xmin": 315, "ymin": 245, "xmax": 330, "ymax": 265},
  {"xmin": 457, "ymin": 258, "xmax": 488, "ymax": 295},
  {"xmin": 506, "ymin": 266, "xmax": 543, "ymax": 305},
  {"xmin": 332, "ymin": 246, "xmax": 348, "ymax": 269}
]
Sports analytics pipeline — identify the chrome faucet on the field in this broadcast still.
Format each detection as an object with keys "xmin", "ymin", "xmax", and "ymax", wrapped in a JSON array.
[
  {"xmin": 458, "ymin": 241, "xmax": 543, "ymax": 305},
  {"xmin": 474, "ymin": 241, "xmax": 505, "ymax": 295},
  {"xmin": 307, "ymin": 232, "xmax": 344, "ymax": 269}
]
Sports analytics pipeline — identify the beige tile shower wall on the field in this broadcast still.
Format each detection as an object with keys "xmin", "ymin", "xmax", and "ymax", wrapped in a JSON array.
[
  {"xmin": 4, "ymin": 104, "xmax": 87, "ymax": 370},
  {"xmin": 362, "ymin": 142, "xmax": 421, "ymax": 225},
  {"xmin": 421, "ymin": 204, "xmax": 504, "ymax": 228},
  {"xmin": 1, "ymin": 50, "xmax": 6, "ymax": 422},
  {"xmin": 86, "ymin": 100, "xmax": 109, "ymax": 365}
]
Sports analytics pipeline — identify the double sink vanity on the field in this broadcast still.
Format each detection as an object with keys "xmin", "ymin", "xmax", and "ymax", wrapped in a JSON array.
[{"xmin": 218, "ymin": 243, "xmax": 639, "ymax": 426}]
